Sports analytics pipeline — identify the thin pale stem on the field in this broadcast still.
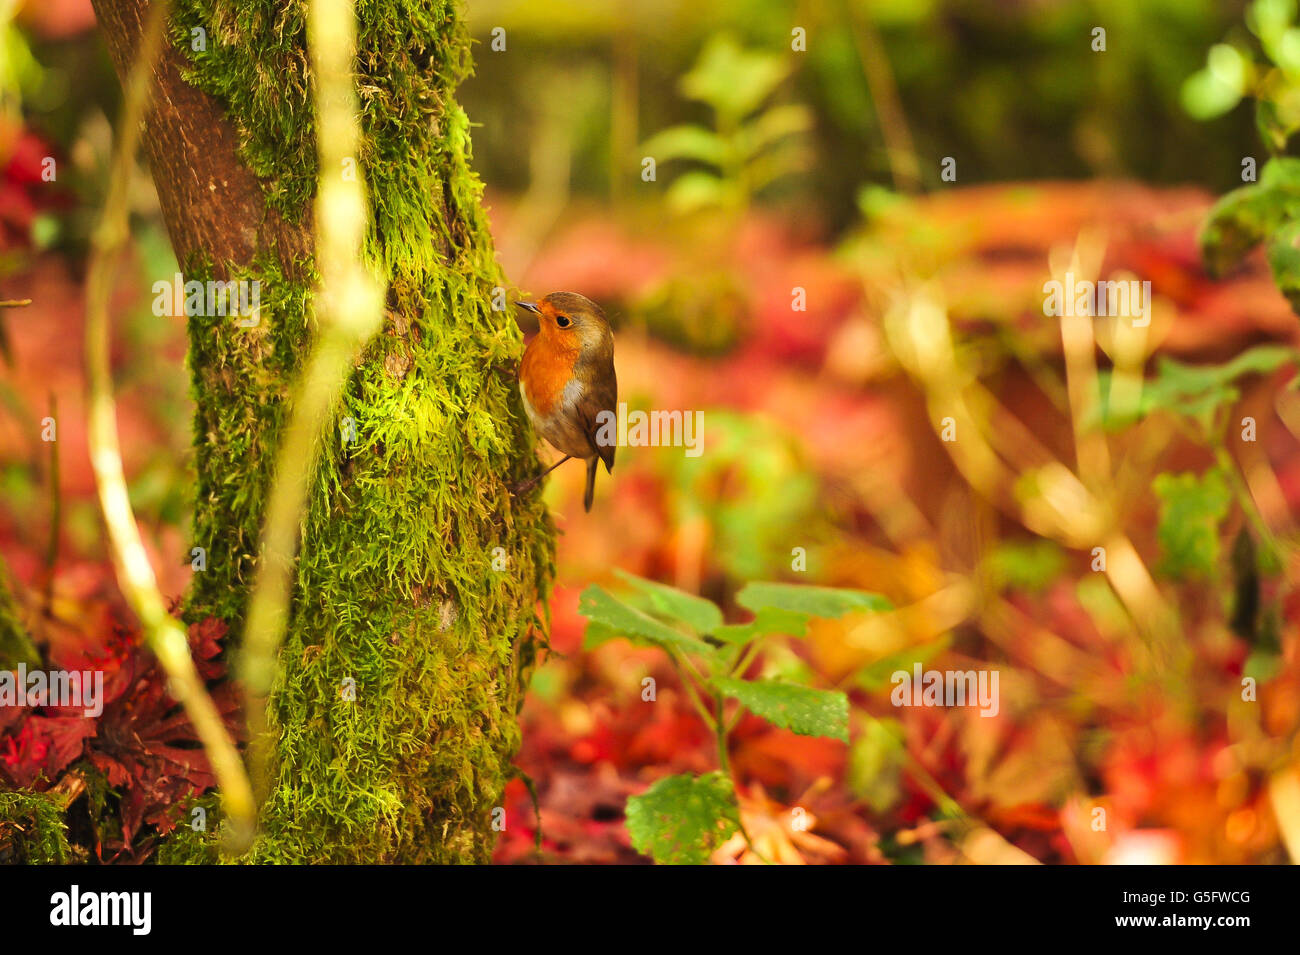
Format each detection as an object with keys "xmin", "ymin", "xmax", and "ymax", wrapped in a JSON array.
[{"xmin": 84, "ymin": 0, "xmax": 255, "ymax": 848}]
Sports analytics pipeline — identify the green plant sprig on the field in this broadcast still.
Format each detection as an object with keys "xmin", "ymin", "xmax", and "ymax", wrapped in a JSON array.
[{"xmin": 579, "ymin": 570, "xmax": 889, "ymax": 864}]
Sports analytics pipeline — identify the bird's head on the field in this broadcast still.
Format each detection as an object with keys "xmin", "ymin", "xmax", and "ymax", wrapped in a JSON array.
[{"xmin": 516, "ymin": 292, "xmax": 612, "ymax": 354}]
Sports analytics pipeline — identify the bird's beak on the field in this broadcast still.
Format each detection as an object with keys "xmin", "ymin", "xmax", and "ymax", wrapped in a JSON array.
[{"xmin": 515, "ymin": 300, "xmax": 540, "ymax": 313}]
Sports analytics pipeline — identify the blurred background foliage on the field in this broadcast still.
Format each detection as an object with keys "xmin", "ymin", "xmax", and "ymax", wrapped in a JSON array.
[
  {"xmin": 1, "ymin": 1, "xmax": 1270, "ymax": 272},
  {"xmin": 458, "ymin": 0, "xmax": 1258, "ymax": 226}
]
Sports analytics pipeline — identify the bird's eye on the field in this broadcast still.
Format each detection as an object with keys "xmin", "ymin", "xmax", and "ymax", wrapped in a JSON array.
[{"xmin": 555, "ymin": 315, "xmax": 572, "ymax": 328}]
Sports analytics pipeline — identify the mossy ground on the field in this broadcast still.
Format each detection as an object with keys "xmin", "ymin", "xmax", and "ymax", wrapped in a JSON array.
[{"xmin": 170, "ymin": 0, "xmax": 553, "ymax": 862}]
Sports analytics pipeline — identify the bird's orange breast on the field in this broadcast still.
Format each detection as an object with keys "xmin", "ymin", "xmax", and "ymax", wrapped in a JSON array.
[{"xmin": 520, "ymin": 333, "xmax": 580, "ymax": 419}]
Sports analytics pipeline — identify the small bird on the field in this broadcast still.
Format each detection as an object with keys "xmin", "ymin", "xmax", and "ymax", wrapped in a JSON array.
[{"xmin": 515, "ymin": 292, "xmax": 617, "ymax": 511}]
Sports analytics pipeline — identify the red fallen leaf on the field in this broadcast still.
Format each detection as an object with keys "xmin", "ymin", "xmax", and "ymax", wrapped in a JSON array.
[
  {"xmin": 0, "ymin": 715, "xmax": 96, "ymax": 788},
  {"xmin": 86, "ymin": 618, "xmax": 241, "ymax": 844},
  {"xmin": 0, "ymin": 614, "xmax": 241, "ymax": 851},
  {"xmin": 187, "ymin": 615, "xmax": 231, "ymax": 681}
]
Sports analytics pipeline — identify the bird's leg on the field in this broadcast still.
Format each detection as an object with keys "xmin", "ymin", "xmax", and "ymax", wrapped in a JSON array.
[{"xmin": 510, "ymin": 455, "xmax": 572, "ymax": 496}]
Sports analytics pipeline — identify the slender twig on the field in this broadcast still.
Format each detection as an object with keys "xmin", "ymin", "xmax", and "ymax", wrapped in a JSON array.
[
  {"xmin": 0, "ymin": 299, "xmax": 33, "ymax": 308},
  {"xmin": 714, "ymin": 691, "xmax": 730, "ymax": 775},
  {"xmin": 84, "ymin": 0, "xmax": 255, "ymax": 848},
  {"xmin": 1216, "ymin": 445, "xmax": 1282, "ymax": 557},
  {"xmin": 43, "ymin": 393, "xmax": 60, "ymax": 617},
  {"xmin": 845, "ymin": 0, "xmax": 920, "ymax": 193},
  {"xmin": 238, "ymin": 0, "xmax": 385, "ymax": 817}
]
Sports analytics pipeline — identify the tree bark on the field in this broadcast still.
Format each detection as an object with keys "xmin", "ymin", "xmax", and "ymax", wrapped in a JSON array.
[
  {"xmin": 91, "ymin": 0, "xmax": 311, "ymax": 273},
  {"xmin": 92, "ymin": 0, "xmax": 552, "ymax": 862}
]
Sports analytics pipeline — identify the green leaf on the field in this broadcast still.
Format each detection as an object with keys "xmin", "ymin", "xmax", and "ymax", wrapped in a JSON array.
[
  {"xmin": 625, "ymin": 771, "xmax": 741, "ymax": 865},
  {"xmin": 1214, "ymin": 341, "xmax": 1299, "ymax": 379},
  {"xmin": 713, "ymin": 606, "xmax": 810, "ymax": 645},
  {"xmin": 1153, "ymin": 470, "xmax": 1233, "ymax": 580},
  {"xmin": 736, "ymin": 581, "xmax": 891, "ymax": 618},
  {"xmin": 745, "ymin": 139, "xmax": 812, "ymax": 192},
  {"xmin": 680, "ymin": 35, "xmax": 789, "ymax": 120},
  {"xmin": 1277, "ymin": 26, "xmax": 1300, "ymax": 74},
  {"xmin": 578, "ymin": 584, "xmax": 714, "ymax": 654},
  {"xmin": 713, "ymin": 676, "xmax": 849, "ymax": 741},
  {"xmin": 736, "ymin": 104, "xmax": 813, "ymax": 160},
  {"xmin": 665, "ymin": 171, "xmax": 731, "ymax": 214},
  {"xmin": 581, "ymin": 619, "xmax": 624, "ymax": 649},
  {"xmin": 1093, "ymin": 344, "xmax": 1297, "ymax": 430},
  {"xmin": 1250, "ymin": 0, "xmax": 1298, "ymax": 46},
  {"xmin": 1268, "ymin": 217, "xmax": 1300, "ymax": 313},
  {"xmin": 1257, "ymin": 96, "xmax": 1297, "ymax": 153},
  {"xmin": 1199, "ymin": 180, "xmax": 1293, "ymax": 277},
  {"xmin": 1181, "ymin": 65, "xmax": 1243, "ymax": 121},
  {"xmin": 612, "ymin": 569, "xmax": 723, "ymax": 634},
  {"xmin": 640, "ymin": 124, "xmax": 728, "ymax": 166}
]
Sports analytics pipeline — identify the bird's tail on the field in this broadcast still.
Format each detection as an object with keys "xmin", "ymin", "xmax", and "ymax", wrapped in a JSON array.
[{"xmin": 583, "ymin": 456, "xmax": 599, "ymax": 512}]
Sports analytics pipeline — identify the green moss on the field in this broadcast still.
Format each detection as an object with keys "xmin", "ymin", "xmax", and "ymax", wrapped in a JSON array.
[
  {"xmin": 0, "ymin": 790, "xmax": 70, "ymax": 863},
  {"xmin": 168, "ymin": 0, "xmax": 554, "ymax": 862},
  {"xmin": 155, "ymin": 793, "xmax": 222, "ymax": 864}
]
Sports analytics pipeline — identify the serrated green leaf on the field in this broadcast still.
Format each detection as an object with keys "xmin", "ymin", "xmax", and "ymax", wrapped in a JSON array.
[
  {"xmin": 1153, "ymin": 469, "xmax": 1233, "ymax": 580},
  {"xmin": 713, "ymin": 606, "xmax": 810, "ymax": 645},
  {"xmin": 625, "ymin": 771, "xmax": 741, "ymax": 865},
  {"xmin": 736, "ymin": 581, "xmax": 891, "ymax": 618},
  {"xmin": 578, "ymin": 584, "xmax": 713, "ymax": 654},
  {"xmin": 581, "ymin": 619, "xmax": 623, "ymax": 649},
  {"xmin": 713, "ymin": 676, "xmax": 849, "ymax": 741},
  {"xmin": 612, "ymin": 569, "xmax": 723, "ymax": 634}
]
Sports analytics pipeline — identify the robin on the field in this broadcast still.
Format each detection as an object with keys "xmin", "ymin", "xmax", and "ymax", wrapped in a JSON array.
[{"xmin": 514, "ymin": 292, "xmax": 617, "ymax": 511}]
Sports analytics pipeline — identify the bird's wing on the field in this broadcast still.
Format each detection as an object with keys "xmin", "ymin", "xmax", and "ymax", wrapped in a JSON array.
[{"xmin": 580, "ymin": 359, "xmax": 617, "ymax": 472}]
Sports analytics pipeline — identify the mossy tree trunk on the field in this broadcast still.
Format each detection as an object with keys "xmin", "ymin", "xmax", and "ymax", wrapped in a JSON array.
[{"xmin": 92, "ymin": 0, "xmax": 552, "ymax": 862}]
